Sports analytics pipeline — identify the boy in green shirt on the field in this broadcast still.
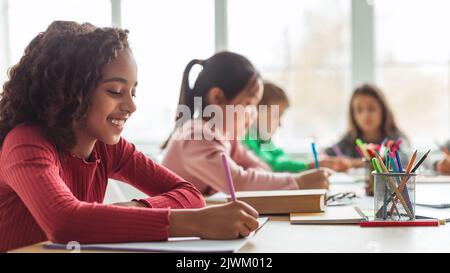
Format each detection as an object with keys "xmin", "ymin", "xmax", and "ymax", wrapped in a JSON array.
[
  {"xmin": 243, "ymin": 81, "xmax": 352, "ymax": 173},
  {"xmin": 243, "ymin": 134, "xmax": 310, "ymax": 172}
]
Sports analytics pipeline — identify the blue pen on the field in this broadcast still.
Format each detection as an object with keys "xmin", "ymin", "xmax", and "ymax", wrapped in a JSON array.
[
  {"xmin": 388, "ymin": 156, "xmax": 411, "ymax": 219},
  {"xmin": 387, "ymin": 156, "xmax": 401, "ymax": 218},
  {"xmin": 390, "ymin": 156, "xmax": 402, "ymax": 186},
  {"xmin": 372, "ymin": 158, "xmax": 396, "ymax": 219},
  {"xmin": 391, "ymin": 154, "xmax": 413, "ymax": 216},
  {"xmin": 311, "ymin": 142, "xmax": 319, "ymax": 168},
  {"xmin": 395, "ymin": 151, "xmax": 403, "ymax": 172}
]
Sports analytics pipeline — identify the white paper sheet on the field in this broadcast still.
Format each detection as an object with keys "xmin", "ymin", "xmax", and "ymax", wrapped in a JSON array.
[{"xmin": 44, "ymin": 217, "xmax": 269, "ymax": 253}]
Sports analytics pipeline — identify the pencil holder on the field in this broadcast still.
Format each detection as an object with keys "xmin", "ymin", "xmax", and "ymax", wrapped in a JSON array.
[
  {"xmin": 373, "ymin": 172, "xmax": 416, "ymax": 221},
  {"xmin": 364, "ymin": 159, "xmax": 374, "ymax": 196}
]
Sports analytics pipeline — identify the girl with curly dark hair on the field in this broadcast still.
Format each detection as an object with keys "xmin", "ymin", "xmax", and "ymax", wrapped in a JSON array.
[{"xmin": 0, "ymin": 21, "xmax": 259, "ymax": 252}]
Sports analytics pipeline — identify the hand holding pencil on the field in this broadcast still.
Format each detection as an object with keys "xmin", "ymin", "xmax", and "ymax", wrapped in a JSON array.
[
  {"xmin": 436, "ymin": 147, "xmax": 450, "ymax": 174},
  {"xmin": 185, "ymin": 153, "xmax": 260, "ymax": 239},
  {"xmin": 436, "ymin": 157, "xmax": 450, "ymax": 174},
  {"xmin": 192, "ymin": 201, "xmax": 260, "ymax": 239},
  {"xmin": 294, "ymin": 167, "xmax": 333, "ymax": 189},
  {"xmin": 434, "ymin": 142, "xmax": 450, "ymax": 174},
  {"xmin": 167, "ymin": 153, "xmax": 260, "ymax": 240}
]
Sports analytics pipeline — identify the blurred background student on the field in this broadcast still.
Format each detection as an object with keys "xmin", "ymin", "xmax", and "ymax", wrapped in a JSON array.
[
  {"xmin": 243, "ymin": 81, "xmax": 352, "ymax": 173},
  {"xmin": 325, "ymin": 83, "xmax": 411, "ymax": 167},
  {"xmin": 430, "ymin": 140, "xmax": 450, "ymax": 174},
  {"xmin": 161, "ymin": 52, "xmax": 332, "ymax": 196}
]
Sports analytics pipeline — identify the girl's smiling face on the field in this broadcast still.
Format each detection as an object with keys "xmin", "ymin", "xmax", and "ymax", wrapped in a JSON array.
[{"xmin": 76, "ymin": 49, "xmax": 138, "ymax": 150}]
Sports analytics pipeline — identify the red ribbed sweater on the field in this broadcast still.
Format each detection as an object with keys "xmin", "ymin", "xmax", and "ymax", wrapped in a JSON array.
[{"xmin": 0, "ymin": 124, "xmax": 205, "ymax": 252}]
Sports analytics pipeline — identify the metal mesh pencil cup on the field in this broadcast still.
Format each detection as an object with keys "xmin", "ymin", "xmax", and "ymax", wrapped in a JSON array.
[
  {"xmin": 373, "ymin": 172, "xmax": 416, "ymax": 221},
  {"xmin": 364, "ymin": 159, "xmax": 375, "ymax": 196}
]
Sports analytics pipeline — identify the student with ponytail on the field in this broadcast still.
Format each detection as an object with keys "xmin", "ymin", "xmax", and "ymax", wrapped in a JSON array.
[{"xmin": 162, "ymin": 51, "xmax": 332, "ymax": 196}]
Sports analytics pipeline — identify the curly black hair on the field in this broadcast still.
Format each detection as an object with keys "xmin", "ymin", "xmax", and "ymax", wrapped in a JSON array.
[{"xmin": 0, "ymin": 20, "xmax": 130, "ymax": 151}]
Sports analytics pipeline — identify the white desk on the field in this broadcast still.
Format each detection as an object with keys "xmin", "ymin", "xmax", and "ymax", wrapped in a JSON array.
[
  {"xmin": 240, "ymin": 182, "xmax": 450, "ymax": 252},
  {"xmin": 240, "ymin": 215, "xmax": 450, "ymax": 252},
  {"xmin": 10, "ymin": 181, "xmax": 450, "ymax": 253}
]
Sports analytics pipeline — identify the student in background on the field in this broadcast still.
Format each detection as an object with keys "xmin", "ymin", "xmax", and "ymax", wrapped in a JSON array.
[
  {"xmin": 0, "ymin": 21, "xmax": 259, "ymax": 253},
  {"xmin": 242, "ymin": 81, "xmax": 352, "ymax": 173},
  {"xmin": 432, "ymin": 140, "xmax": 450, "ymax": 173},
  {"xmin": 161, "ymin": 52, "xmax": 332, "ymax": 196},
  {"xmin": 435, "ymin": 157, "xmax": 450, "ymax": 174},
  {"xmin": 325, "ymin": 83, "xmax": 410, "ymax": 167}
]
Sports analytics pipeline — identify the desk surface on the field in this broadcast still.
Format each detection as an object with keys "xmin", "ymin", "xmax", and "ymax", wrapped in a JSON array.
[
  {"xmin": 241, "ymin": 216, "xmax": 450, "ymax": 253},
  {"xmin": 9, "ymin": 182, "xmax": 450, "ymax": 253}
]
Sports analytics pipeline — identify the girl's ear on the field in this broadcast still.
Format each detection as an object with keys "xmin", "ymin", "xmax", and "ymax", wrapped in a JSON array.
[{"xmin": 207, "ymin": 87, "xmax": 227, "ymax": 105}]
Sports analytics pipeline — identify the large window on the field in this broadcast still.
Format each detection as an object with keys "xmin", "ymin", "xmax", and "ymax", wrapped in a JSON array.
[
  {"xmin": 1, "ymin": 0, "xmax": 449, "ymax": 154},
  {"xmin": 4, "ymin": 0, "xmax": 215, "ymax": 155},
  {"xmin": 8, "ymin": 0, "xmax": 111, "ymax": 65},
  {"xmin": 375, "ymin": 0, "xmax": 450, "ymax": 144},
  {"xmin": 120, "ymin": 0, "xmax": 214, "ymax": 153},
  {"xmin": 228, "ymin": 0, "xmax": 351, "ymax": 149}
]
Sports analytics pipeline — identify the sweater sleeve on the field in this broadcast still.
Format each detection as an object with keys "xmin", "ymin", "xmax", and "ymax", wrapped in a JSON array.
[
  {"xmin": 231, "ymin": 139, "xmax": 271, "ymax": 171},
  {"xmin": 108, "ymin": 138, "xmax": 205, "ymax": 209},
  {"xmin": 270, "ymin": 156, "xmax": 309, "ymax": 173},
  {"xmin": 1, "ymin": 136, "xmax": 172, "ymax": 244},
  {"xmin": 182, "ymin": 138, "xmax": 298, "ymax": 193}
]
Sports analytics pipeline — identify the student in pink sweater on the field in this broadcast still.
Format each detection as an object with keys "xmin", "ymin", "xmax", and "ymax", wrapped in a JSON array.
[{"xmin": 161, "ymin": 52, "xmax": 332, "ymax": 195}]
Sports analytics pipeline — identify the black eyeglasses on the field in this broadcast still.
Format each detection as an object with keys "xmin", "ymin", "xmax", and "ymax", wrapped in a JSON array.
[{"xmin": 327, "ymin": 192, "xmax": 357, "ymax": 206}]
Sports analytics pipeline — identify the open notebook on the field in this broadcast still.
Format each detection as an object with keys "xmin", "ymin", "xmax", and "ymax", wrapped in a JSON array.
[{"xmin": 44, "ymin": 217, "xmax": 269, "ymax": 253}]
